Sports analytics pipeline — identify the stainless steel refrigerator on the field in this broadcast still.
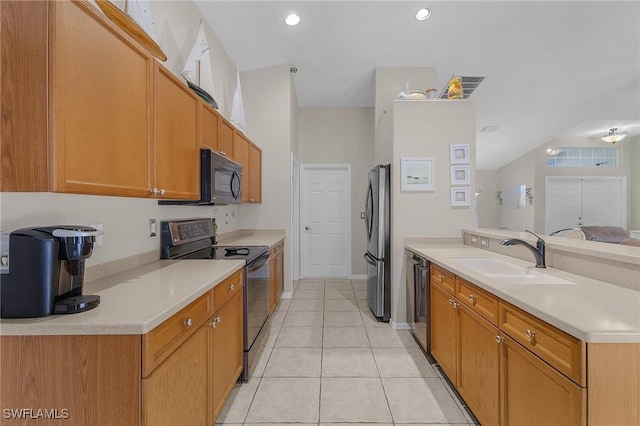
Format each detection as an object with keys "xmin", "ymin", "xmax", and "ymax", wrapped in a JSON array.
[{"xmin": 364, "ymin": 164, "xmax": 391, "ymax": 321}]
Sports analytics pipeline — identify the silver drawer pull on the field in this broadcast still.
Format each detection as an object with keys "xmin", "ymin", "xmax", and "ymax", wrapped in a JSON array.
[
  {"xmin": 469, "ymin": 294, "xmax": 477, "ymax": 305},
  {"xmin": 210, "ymin": 321, "xmax": 217, "ymax": 328},
  {"xmin": 228, "ymin": 284, "xmax": 235, "ymax": 291},
  {"xmin": 438, "ymin": 274, "xmax": 444, "ymax": 283},
  {"xmin": 495, "ymin": 335, "xmax": 504, "ymax": 343},
  {"xmin": 184, "ymin": 318, "xmax": 193, "ymax": 327},
  {"xmin": 524, "ymin": 329, "xmax": 536, "ymax": 343}
]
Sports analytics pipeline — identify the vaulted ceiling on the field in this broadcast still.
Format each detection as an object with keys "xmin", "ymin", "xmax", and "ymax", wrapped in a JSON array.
[{"xmin": 197, "ymin": 1, "xmax": 640, "ymax": 169}]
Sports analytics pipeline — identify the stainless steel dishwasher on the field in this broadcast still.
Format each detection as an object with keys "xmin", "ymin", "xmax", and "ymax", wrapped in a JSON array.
[{"xmin": 406, "ymin": 250, "xmax": 431, "ymax": 354}]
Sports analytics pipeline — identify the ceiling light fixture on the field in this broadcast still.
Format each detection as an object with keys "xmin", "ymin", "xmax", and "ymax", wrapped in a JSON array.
[
  {"xmin": 416, "ymin": 8, "xmax": 431, "ymax": 21},
  {"xmin": 285, "ymin": 14, "xmax": 300, "ymax": 26},
  {"xmin": 601, "ymin": 128, "xmax": 628, "ymax": 144}
]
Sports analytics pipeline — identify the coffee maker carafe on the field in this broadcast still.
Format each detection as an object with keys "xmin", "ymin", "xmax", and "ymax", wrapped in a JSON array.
[{"xmin": 0, "ymin": 226, "xmax": 102, "ymax": 318}]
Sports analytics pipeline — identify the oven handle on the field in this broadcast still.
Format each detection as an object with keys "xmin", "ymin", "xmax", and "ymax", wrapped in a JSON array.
[{"xmin": 247, "ymin": 252, "xmax": 270, "ymax": 272}]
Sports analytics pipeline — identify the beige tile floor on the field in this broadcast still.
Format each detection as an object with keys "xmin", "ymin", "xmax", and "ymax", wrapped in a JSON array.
[{"xmin": 216, "ymin": 278, "xmax": 478, "ymax": 426}]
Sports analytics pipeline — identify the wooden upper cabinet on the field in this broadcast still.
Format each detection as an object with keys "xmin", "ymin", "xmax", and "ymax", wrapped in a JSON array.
[
  {"xmin": 154, "ymin": 64, "xmax": 200, "ymax": 200},
  {"xmin": 232, "ymin": 131, "xmax": 250, "ymax": 203},
  {"xmin": 218, "ymin": 118, "xmax": 234, "ymax": 158},
  {"xmin": 199, "ymin": 103, "xmax": 219, "ymax": 151},
  {"xmin": 248, "ymin": 143, "xmax": 262, "ymax": 203},
  {"xmin": 0, "ymin": 1, "xmax": 49, "ymax": 191},
  {"xmin": 49, "ymin": 0, "xmax": 154, "ymax": 197}
]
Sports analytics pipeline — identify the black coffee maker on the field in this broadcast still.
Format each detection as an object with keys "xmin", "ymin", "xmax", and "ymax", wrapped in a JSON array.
[{"xmin": 0, "ymin": 226, "xmax": 102, "ymax": 318}]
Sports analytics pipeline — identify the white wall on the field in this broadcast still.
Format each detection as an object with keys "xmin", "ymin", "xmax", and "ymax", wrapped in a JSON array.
[
  {"xmin": 392, "ymin": 100, "xmax": 476, "ymax": 325},
  {"xmin": 476, "ymin": 170, "xmax": 499, "ymax": 229},
  {"xmin": 0, "ymin": 1, "xmax": 241, "ymax": 268},
  {"xmin": 497, "ymin": 151, "xmax": 536, "ymax": 232},
  {"xmin": 630, "ymin": 136, "xmax": 640, "ymax": 229},
  {"xmin": 297, "ymin": 108, "xmax": 375, "ymax": 276},
  {"xmin": 374, "ymin": 67, "xmax": 438, "ymax": 166},
  {"xmin": 238, "ymin": 64, "xmax": 295, "ymax": 294}
]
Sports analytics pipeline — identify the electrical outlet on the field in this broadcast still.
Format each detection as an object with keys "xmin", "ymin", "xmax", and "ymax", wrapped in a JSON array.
[
  {"xmin": 480, "ymin": 237, "xmax": 489, "ymax": 248},
  {"xmin": 149, "ymin": 219, "xmax": 157, "ymax": 237},
  {"xmin": 89, "ymin": 223, "xmax": 104, "ymax": 246},
  {"xmin": 225, "ymin": 213, "xmax": 229, "ymax": 225},
  {"xmin": 360, "ymin": 212, "xmax": 365, "ymax": 219},
  {"xmin": 470, "ymin": 235, "xmax": 479, "ymax": 245}
]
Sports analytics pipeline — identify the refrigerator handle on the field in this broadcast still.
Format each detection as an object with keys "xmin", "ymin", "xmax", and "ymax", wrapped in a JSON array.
[{"xmin": 364, "ymin": 252, "xmax": 377, "ymax": 265}]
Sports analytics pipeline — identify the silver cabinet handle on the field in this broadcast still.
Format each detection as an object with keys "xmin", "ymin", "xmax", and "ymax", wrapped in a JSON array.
[
  {"xmin": 159, "ymin": 189, "xmax": 166, "ymax": 196},
  {"xmin": 228, "ymin": 284, "xmax": 235, "ymax": 291},
  {"xmin": 495, "ymin": 335, "xmax": 504, "ymax": 343},
  {"xmin": 438, "ymin": 274, "xmax": 444, "ymax": 283},
  {"xmin": 250, "ymin": 198, "xmax": 255, "ymax": 202},
  {"xmin": 150, "ymin": 188, "xmax": 159, "ymax": 195},
  {"xmin": 525, "ymin": 329, "xmax": 536, "ymax": 340},
  {"xmin": 184, "ymin": 318, "xmax": 193, "ymax": 327},
  {"xmin": 209, "ymin": 316, "xmax": 221, "ymax": 328},
  {"xmin": 305, "ymin": 226, "xmax": 311, "ymax": 231},
  {"xmin": 469, "ymin": 294, "xmax": 477, "ymax": 305}
]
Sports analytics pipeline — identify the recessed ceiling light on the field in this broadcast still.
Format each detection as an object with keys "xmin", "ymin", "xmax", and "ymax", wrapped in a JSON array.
[
  {"xmin": 285, "ymin": 14, "xmax": 300, "ymax": 26},
  {"xmin": 416, "ymin": 8, "xmax": 431, "ymax": 21}
]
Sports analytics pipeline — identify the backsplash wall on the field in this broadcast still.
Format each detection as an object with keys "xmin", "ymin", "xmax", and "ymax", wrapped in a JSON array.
[{"xmin": 0, "ymin": 193, "xmax": 238, "ymax": 266}]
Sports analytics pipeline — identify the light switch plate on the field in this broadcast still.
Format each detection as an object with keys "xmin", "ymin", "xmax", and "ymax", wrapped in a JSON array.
[
  {"xmin": 149, "ymin": 219, "xmax": 157, "ymax": 237},
  {"xmin": 360, "ymin": 212, "xmax": 365, "ymax": 219}
]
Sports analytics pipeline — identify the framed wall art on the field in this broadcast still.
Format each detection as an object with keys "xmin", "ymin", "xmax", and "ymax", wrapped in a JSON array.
[
  {"xmin": 401, "ymin": 157, "xmax": 434, "ymax": 191},
  {"xmin": 451, "ymin": 187, "xmax": 470, "ymax": 207},
  {"xmin": 450, "ymin": 144, "xmax": 470, "ymax": 164},
  {"xmin": 450, "ymin": 165, "xmax": 470, "ymax": 185}
]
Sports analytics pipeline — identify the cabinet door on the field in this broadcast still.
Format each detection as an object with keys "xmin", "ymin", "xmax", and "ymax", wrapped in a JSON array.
[
  {"xmin": 232, "ymin": 132, "xmax": 250, "ymax": 203},
  {"xmin": 209, "ymin": 290, "xmax": 244, "ymax": 423},
  {"xmin": 154, "ymin": 64, "xmax": 199, "ymax": 199},
  {"xmin": 218, "ymin": 118, "xmax": 234, "ymax": 157},
  {"xmin": 501, "ymin": 335, "xmax": 585, "ymax": 426},
  {"xmin": 457, "ymin": 304, "xmax": 500, "ymax": 426},
  {"xmin": 143, "ymin": 325, "xmax": 208, "ymax": 426},
  {"xmin": 276, "ymin": 247, "xmax": 284, "ymax": 300},
  {"xmin": 248, "ymin": 143, "xmax": 262, "ymax": 203},
  {"xmin": 199, "ymin": 103, "xmax": 219, "ymax": 151},
  {"xmin": 430, "ymin": 282, "xmax": 458, "ymax": 383},
  {"xmin": 268, "ymin": 252, "xmax": 277, "ymax": 314},
  {"xmin": 50, "ymin": 0, "xmax": 153, "ymax": 197}
]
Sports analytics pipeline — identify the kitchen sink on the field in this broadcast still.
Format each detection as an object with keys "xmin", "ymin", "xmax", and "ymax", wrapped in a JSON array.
[{"xmin": 449, "ymin": 257, "xmax": 574, "ymax": 285}]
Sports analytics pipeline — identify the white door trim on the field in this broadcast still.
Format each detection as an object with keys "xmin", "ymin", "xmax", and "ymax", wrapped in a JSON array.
[{"xmin": 300, "ymin": 163, "xmax": 352, "ymax": 278}]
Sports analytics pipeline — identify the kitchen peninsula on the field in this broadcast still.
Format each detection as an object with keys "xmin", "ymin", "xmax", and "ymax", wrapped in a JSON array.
[{"xmin": 406, "ymin": 230, "xmax": 639, "ymax": 426}]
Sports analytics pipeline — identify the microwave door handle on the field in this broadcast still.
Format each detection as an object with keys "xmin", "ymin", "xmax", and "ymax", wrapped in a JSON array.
[{"xmin": 231, "ymin": 171, "xmax": 241, "ymax": 199}]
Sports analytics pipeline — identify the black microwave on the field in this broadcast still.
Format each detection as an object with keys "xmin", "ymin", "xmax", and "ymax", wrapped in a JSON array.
[{"xmin": 159, "ymin": 149, "xmax": 242, "ymax": 205}]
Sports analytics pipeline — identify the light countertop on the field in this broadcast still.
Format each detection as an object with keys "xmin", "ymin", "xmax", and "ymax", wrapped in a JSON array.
[
  {"xmin": 406, "ymin": 242, "xmax": 640, "ymax": 343},
  {"xmin": 0, "ymin": 260, "xmax": 244, "ymax": 336},
  {"xmin": 217, "ymin": 229, "xmax": 285, "ymax": 248}
]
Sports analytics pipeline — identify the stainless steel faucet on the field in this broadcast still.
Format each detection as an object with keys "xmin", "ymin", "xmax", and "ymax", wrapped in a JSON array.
[{"xmin": 500, "ymin": 230, "xmax": 546, "ymax": 268}]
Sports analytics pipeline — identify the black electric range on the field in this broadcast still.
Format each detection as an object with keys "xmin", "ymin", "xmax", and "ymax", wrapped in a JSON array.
[{"xmin": 160, "ymin": 218, "xmax": 270, "ymax": 381}]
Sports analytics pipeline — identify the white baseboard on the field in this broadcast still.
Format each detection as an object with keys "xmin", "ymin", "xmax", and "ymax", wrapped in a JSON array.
[
  {"xmin": 389, "ymin": 319, "xmax": 412, "ymax": 330},
  {"xmin": 349, "ymin": 274, "xmax": 367, "ymax": 280},
  {"xmin": 280, "ymin": 292, "xmax": 293, "ymax": 300}
]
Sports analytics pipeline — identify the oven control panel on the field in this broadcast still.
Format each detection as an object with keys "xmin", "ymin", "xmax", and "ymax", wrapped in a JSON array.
[{"xmin": 161, "ymin": 219, "xmax": 214, "ymax": 247}]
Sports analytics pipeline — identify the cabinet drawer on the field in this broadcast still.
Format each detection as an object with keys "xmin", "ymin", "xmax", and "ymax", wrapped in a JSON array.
[
  {"xmin": 269, "ymin": 240, "xmax": 284, "ymax": 257},
  {"xmin": 142, "ymin": 291, "xmax": 214, "ymax": 377},
  {"xmin": 456, "ymin": 277, "xmax": 498, "ymax": 325},
  {"xmin": 498, "ymin": 301, "xmax": 585, "ymax": 386},
  {"xmin": 213, "ymin": 269, "xmax": 243, "ymax": 312},
  {"xmin": 431, "ymin": 265, "xmax": 456, "ymax": 294}
]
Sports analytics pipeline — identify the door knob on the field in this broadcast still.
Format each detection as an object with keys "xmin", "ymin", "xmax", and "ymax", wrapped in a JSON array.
[{"xmin": 305, "ymin": 226, "xmax": 311, "ymax": 231}]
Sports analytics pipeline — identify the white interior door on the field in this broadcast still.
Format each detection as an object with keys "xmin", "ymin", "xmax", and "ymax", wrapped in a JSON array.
[
  {"xmin": 545, "ymin": 177, "xmax": 626, "ymax": 234},
  {"xmin": 300, "ymin": 165, "xmax": 351, "ymax": 278}
]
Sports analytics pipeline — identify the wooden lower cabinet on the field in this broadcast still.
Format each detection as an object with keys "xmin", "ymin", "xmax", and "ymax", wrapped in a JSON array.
[
  {"xmin": 268, "ymin": 241, "xmax": 284, "ymax": 314},
  {"xmin": 209, "ymin": 290, "xmax": 244, "ymax": 423},
  {"xmin": 430, "ymin": 282, "xmax": 458, "ymax": 383},
  {"xmin": 142, "ymin": 326, "xmax": 209, "ymax": 426},
  {"xmin": 457, "ymin": 304, "xmax": 500, "ymax": 426},
  {"xmin": 0, "ymin": 335, "xmax": 140, "ymax": 426},
  {"xmin": 501, "ymin": 335, "xmax": 585, "ymax": 426}
]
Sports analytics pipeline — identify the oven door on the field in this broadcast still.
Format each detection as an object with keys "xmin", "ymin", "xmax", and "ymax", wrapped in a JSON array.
[{"xmin": 244, "ymin": 252, "xmax": 270, "ymax": 350}]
